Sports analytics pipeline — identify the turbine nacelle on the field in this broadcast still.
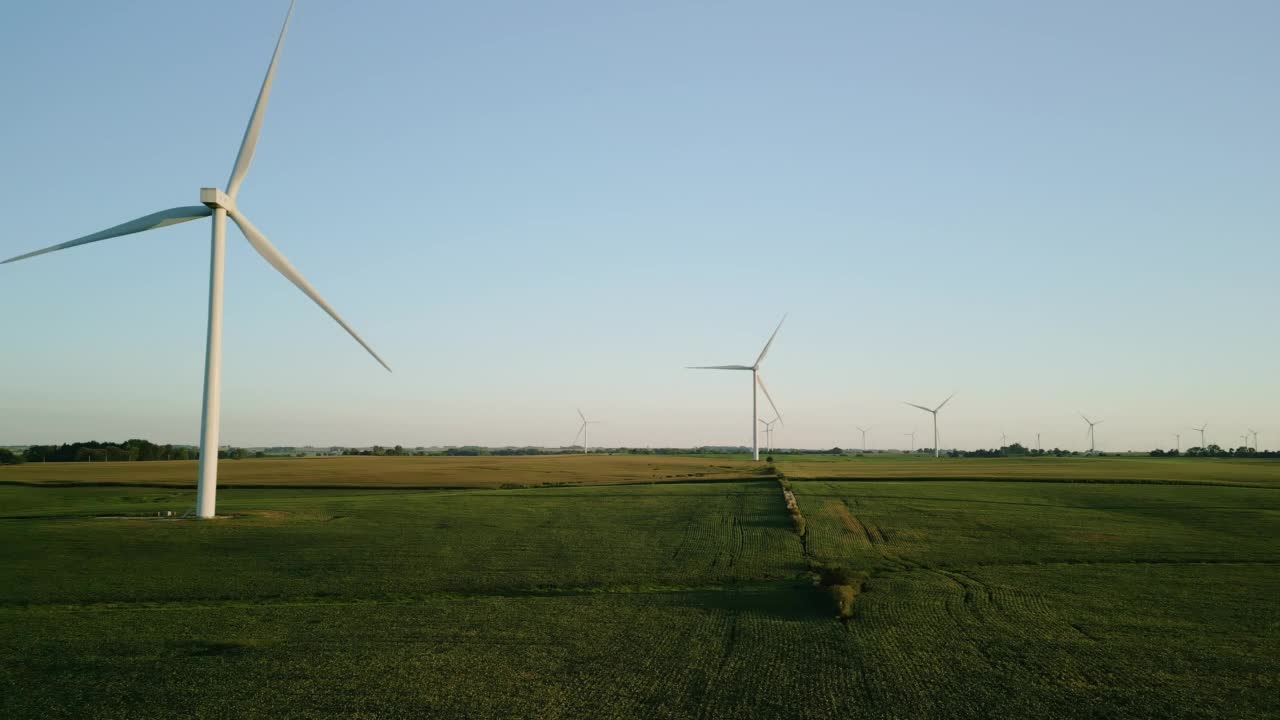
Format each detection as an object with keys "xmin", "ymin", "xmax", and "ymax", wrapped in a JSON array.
[{"xmin": 200, "ymin": 188, "xmax": 235, "ymax": 210}]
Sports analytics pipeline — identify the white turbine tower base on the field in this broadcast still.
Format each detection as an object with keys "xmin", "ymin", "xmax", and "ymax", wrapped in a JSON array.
[
  {"xmin": 1, "ymin": 1, "xmax": 390, "ymax": 519},
  {"xmin": 688, "ymin": 315, "xmax": 786, "ymax": 461}
]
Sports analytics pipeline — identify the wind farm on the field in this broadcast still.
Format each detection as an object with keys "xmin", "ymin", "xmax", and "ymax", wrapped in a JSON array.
[{"xmin": 1, "ymin": 2, "xmax": 1277, "ymax": 720}]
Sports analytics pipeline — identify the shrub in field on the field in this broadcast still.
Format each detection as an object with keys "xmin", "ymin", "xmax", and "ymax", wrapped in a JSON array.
[
  {"xmin": 789, "ymin": 507, "xmax": 806, "ymax": 537},
  {"xmin": 830, "ymin": 583, "xmax": 858, "ymax": 619},
  {"xmin": 811, "ymin": 563, "xmax": 867, "ymax": 619},
  {"xmin": 814, "ymin": 563, "xmax": 865, "ymax": 588}
]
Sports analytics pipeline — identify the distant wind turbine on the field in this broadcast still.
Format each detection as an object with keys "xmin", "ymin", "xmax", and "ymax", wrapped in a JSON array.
[
  {"xmin": 904, "ymin": 430, "xmax": 917, "ymax": 452},
  {"xmin": 903, "ymin": 393, "xmax": 956, "ymax": 458},
  {"xmin": 1173, "ymin": 433, "xmax": 1181, "ymax": 452},
  {"xmin": 1248, "ymin": 428, "xmax": 1259, "ymax": 451},
  {"xmin": 855, "ymin": 426, "xmax": 872, "ymax": 452},
  {"xmin": 999, "ymin": 431, "xmax": 1009, "ymax": 448},
  {"xmin": 687, "ymin": 315, "xmax": 786, "ymax": 461},
  {"xmin": 758, "ymin": 417, "xmax": 780, "ymax": 454},
  {"xmin": 0, "ymin": 2, "xmax": 389, "ymax": 520},
  {"xmin": 573, "ymin": 409, "xmax": 602, "ymax": 454},
  {"xmin": 1192, "ymin": 423, "xmax": 1208, "ymax": 448},
  {"xmin": 1081, "ymin": 414, "xmax": 1104, "ymax": 454}
]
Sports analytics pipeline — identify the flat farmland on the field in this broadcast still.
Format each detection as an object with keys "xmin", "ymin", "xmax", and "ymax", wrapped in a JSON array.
[
  {"xmin": 2, "ymin": 457, "xmax": 1278, "ymax": 719},
  {"xmin": 778, "ymin": 454, "xmax": 1280, "ymax": 487},
  {"xmin": 0, "ymin": 454, "xmax": 758, "ymax": 489}
]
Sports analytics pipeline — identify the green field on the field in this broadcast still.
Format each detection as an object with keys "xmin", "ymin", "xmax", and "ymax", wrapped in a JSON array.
[{"xmin": 2, "ymin": 456, "xmax": 1278, "ymax": 718}]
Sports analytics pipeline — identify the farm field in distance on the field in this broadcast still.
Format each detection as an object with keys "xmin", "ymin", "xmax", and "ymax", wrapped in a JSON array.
[{"xmin": 2, "ymin": 455, "xmax": 1278, "ymax": 719}]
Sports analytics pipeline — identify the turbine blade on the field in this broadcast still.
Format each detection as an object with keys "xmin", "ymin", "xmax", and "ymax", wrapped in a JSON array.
[
  {"xmin": 572, "ymin": 425, "xmax": 584, "ymax": 447},
  {"xmin": 686, "ymin": 365, "xmax": 753, "ymax": 370},
  {"xmin": 756, "ymin": 374, "xmax": 782, "ymax": 425},
  {"xmin": 2, "ymin": 206, "xmax": 212, "ymax": 264},
  {"xmin": 226, "ymin": 0, "xmax": 296, "ymax": 198},
  {"xmin": 934, "ymin": 392, "xmax": 956, "ymax": 412},
  {"xmin": 577, "ymin": 408, "xmax": 586, "ymax": 423},
  {"xmin": 227, "ymin": 207, "xmax": 391, "ymax": 372},
  {"xmin": 754, "ymin": 313, "xmax": 788, "ymax": 367},
  {"xmin": 903, "ymin": 402, "xmax": 933, "ymax": 414}
]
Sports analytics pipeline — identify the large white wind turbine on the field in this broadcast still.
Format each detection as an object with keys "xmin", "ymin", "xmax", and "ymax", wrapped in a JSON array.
[
  {"xmin": 688, "ymin": 315, "xmax": 786, "ymax": 461},
  {"xmin": 903, "ymin": 393, "xmax": 955, "ymax": 458},
  {"xmin": 1, "ymin": 2, "xmax": 389, "ymax": 519},
  {"xmin": 1081, "ymin": 414, "xmax": 1103, "ymax": 454},
  {"xmin": 573, "ymin": 409, "xmax": 602, "ymax": 454}
]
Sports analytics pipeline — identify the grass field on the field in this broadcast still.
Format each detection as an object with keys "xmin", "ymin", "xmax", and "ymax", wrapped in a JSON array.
[{"xmin": 2, "ymin": 456, "xmax": 1278, "ymax": 718}]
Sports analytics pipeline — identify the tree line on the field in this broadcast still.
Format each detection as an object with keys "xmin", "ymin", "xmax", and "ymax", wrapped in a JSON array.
[{"xmin": 4, "ymin": 440, "xmax": 271, "ymax": 464}]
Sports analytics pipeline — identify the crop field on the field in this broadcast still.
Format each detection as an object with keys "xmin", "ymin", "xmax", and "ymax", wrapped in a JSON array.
[
  {"xmin": 0, "ymin": 454, "xmax": 758, "ymax": 489},
  {"xmin": 2, "ymin": 456, "xmax": 1278, "ymax": 719},
  {"xmin": 780, "ymin": 454, "xmax": 1280, "ymax": 487}
]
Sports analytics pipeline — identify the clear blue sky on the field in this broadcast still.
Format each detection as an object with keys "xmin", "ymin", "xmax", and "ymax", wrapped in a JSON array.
[{"xmin": 1, "ymin": 1, "xmax": 1276, "ymax": 451}]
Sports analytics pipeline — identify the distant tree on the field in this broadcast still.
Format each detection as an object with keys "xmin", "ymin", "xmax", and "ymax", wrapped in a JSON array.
[{"xmin": 0, "ymin": 448, "xmax": 23, "ymax": 465}]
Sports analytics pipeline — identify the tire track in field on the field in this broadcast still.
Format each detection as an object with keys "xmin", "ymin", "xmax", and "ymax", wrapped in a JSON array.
[{"xmin": 834, "ymin": 499, "xmax": 914, "ymax": 571}]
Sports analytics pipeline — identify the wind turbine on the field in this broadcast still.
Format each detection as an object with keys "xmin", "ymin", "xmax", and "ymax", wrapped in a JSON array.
[
  {"xmin": 1, "ymin": 2, "xmax": 389, "ymax": 519},
  {"xmin": 1081, "ymin": 414, "xmax": 1103, "ymax": 454},
  {"xmin": 1173, "ymin": 433, "xmax": 1181, "ymax": 452},
  {"xmin": 903, "ymin": 393, "xmax": 955, "ymax": 458},
  {"xmin": 573, "ymin": 409, "xmax": 602, "ymax": 454},
  {"xmin": 999, "ymin": 431, "xmax": 1009, "ymax": 448},
  {"xmin": 1250, "ymin": 429, "xmax": 1260, "ymax": 450},
  {"xmin": 687, "ymin": 315, "xmax": 786, "ymax": 461},
  {"xmin": 855, "ymin": 425, "xmax": 872, "ymax": 452},
  {"xmin": 904, "ymin": 430, "xmax": 917, "ymax": 452},
  {"xmin": 758, "ymin": 417, "xmax": 780, "ymax": 454},
  {"xmin": 1190, "ymin": 423, "xmax": 1208, "ymax": 449}
]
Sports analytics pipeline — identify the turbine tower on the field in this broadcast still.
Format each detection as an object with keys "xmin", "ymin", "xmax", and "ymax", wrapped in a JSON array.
[
  {"xmin": 758, "ymin": 417, "xmax": 780, "ymax": 454},
  {"xmin": 0, "ymin": 2, "xmax": 389, "ymax": 519},
  {"xmin": 903, "ymin": 393, "xmax": 956, "ymax": 458},
  {"xmin": 573, "ymin": 409, "xmax": 601, "ymax": 454},
  {"xmin": 1191, "ymin": 423, "xmax": 1208, "ymax": 449},
  {"xmin": 1000, "ymin": 431, "xmax": 1009, "ymax": 448},
  {"xmin": 904, "ymin": 430, "xmax": 917, "ymax": 452},
  {"xmin": 1081, "ymin": 414, "xmax": 1104, "ymax": 454},
  {"xmin": 855, "ymin": 426, "xmax": 872, "ymax": 452},
  {"xmin": 687, "ymin": 315, "xmax": 786, "ymax": 461},
  {"xmin": 1248, "ymin": 428, "xmax": 1259, "ymax": 451},
  {"xmin": 1173, "ymin": 433, "xmax": 1181, "ymax": 452}
]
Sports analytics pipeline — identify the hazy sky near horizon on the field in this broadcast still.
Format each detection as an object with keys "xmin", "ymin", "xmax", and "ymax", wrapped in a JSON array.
[{"xmin": 1, "ymin": 1, "xmax": 1276, "ymax": 452}]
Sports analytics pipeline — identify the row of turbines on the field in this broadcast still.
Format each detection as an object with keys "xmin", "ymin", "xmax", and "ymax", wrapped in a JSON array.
[
  {"xmin": 674, "ymin": 317, "xmax": 1264, "ymax": 460},
  {"xmin": 852, "ymin": 422, "xmax": 1261, "ymax": 455}
]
